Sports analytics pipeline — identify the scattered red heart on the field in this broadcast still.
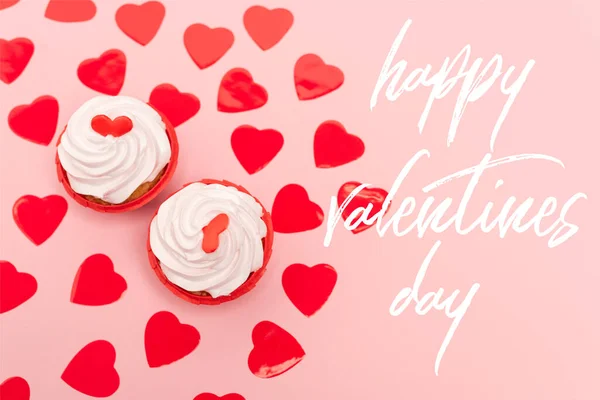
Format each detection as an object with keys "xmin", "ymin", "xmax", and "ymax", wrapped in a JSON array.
[
  {"xmin": 149, "ymin": 83, "xmax": 200, "ymax": 127},
  {"xmin": 13, "ymin": 195, "xmax": 67, "ymax": 245},
  {"xmin": 0, "ymin": 37, "xmax": 34, "ymax": 84},
  {"xmin": 218, "ymin": 68, "xmax": 268, "ymax": 113},
  {"xmin": 295, "ymin": 54, "xmax": 344, "ymax": 100},
  {"xmin": 62, "ymin": 340, "xmax": 120, "ymax": 397},
  {"xmin": 0, "ymin": 376, "xmax": 30, "ymax": 400},
  {"xmin": 184, "ymin": 24, "xmax": 234, "ymax": 69},
  {"xmin": 116, "ymin": 1, "xmax": 165, "ymax": 45},
  {"xmin": 71, "ymin": 254, "xmax": 127, "ymax": 306},
  {"xmin": 77, "ymin": 49, "xmax": 126, "ymax": 96},
  {"xmin": 145, "ymin": 311, "xmax": 200, "ymax": 368},
  {"xmin": 338, "ymin": 181, "xmax": 389, "ymax": 234},
  {"xmin": 8, "ymin": 95, "xmax": 59, "ymax": 146},
  {"xmin": 282, "ymin": 263, "xmax": 337, "ymax": 317},
  {"xmin": 231, "ymin": 125, "xmax": 283, "ymax": 174},
  {"xmin": 0, "ymin": 261, "xmax": 37, "ymax": 314},
  {"xmin": 243, "ymin": 6, "xmax": 293, "ymax": 51},
  {"xmin": 45, "ymin": 0, "xmax": 96, "ymax": 23},
  {"xmin": 271, "ymin": 184, "xmax": 324, "ymax": 233},
  {"xmin": 248, "ymin": 321, "xmax": 305, "ymax": 378},
  {"xmin": 194, "ymin": 394, "xmax": 245, "ymax": 400},
  {"xmin": 314, "ymin": 120, "xmax": 364, "ymax": 168}
]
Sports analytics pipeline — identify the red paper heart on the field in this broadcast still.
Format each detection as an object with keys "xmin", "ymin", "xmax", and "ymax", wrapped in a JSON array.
[
  {"xmin": 0, "ymin": 38, "xmax": 33, "ymax": 84},
  {"xmin": 243, "ymin": 6, "xmax": 293, "ymax": 51},
  {"xmin": 77, "ymin": 49, "xmax": 126, "ymax": 95},
  {"xmin": 282, "ymin": 263, "xmax": 337, "ymax": 317},
  {"xmin": 71, "ymin": 254, "xmax": 127, "ymax": 306},
  {"xmin": 248, "ymin": 321, "xmax": 305, "ymax": 378},
  {"xmin": 116, "ymin": 1, "xmax": 165, "ymax": 45},
  {"xmin": 295, "ymin": 54, "xmax": 344, "ymax": 100},
  {"xmin": 0, "ymin": 261, "xmax": 37, "ymax": 314},
  {"xmin": 0, "ymin": 0, "xmax": 19, "ymax": 11},
  {"xmin": 149, "ymin": 83, "xmax": 200, "ymax": 127},
  {"xmin": 272, "ymin": 184, "xmax": 323, "ymax": 233},
  {"xmin": 8, "ymin": 96, "xmax": 58, "ymax": 146},
  {"xmin": 314, "ymin": 120, "xmax": 364, "ymax": 168},
  {"xmin": 0, "ymin": 377, "xmax": 30, "ymax": 400},
  {"xmin": 338, "ymin": 181, "xmax": 389, "ymax": 234},
  {"xmin": 218, "ymin": 68, "xmax": 268, "ymax": 113},
  {"xmin": 13, "ymin": 195, "xmax": 67, "ymax": 245},
  {"xmin": 194, "ymin": 394, "xmax": 245, "ymax": 400},
  {"xmin": 91, "ymin": 115, "xmax": 133, "ymax": 137},
  {"xmin": 45, "ymin": 0, "xmax": 96, "ymax": 22},
  {"xmin": 145, "ymin": 311, "xmax": 200, "ymax": 368},
  {"xmin": 62, "ymin": 340, "xmax": 120, "ymax": 397},
  {"xmin": 231, "ymin": 125, "xmax": 283, "ymax": 174},
  {"xmin": 184, "ymin": 24, "xmax": 233, "ymax": 69}
]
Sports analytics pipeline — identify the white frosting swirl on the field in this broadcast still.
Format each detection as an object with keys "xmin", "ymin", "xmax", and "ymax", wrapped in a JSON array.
[
  {"xmin": 149, "ymin": 183, "xmax": 267, "ymax": 297},
  {"xmin": 57, "ymin": 95, "xmax": 171, "ymax": 204}
]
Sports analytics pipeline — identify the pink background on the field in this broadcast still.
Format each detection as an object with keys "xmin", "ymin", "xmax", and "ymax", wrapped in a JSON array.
[{"xmin": 1, "ymin": 0, "xmax": 599, "ymax": 399}]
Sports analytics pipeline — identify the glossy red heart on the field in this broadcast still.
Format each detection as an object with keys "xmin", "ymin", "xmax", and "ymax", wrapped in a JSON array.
[
  {"xmin": 0, "ymin": 0, "xmax": 19, "ymax": 11},
  {"xmin": 116, "ymin": 1, "xmax": 165, "ymax": 45},
  {"xmin": 282, "ymin": 263, "xmax": 337, "ymax": 317},
  {"xmin": 231, "ymin": 125, "xmax": 283, "ymax": 174},
  {"xmin": 314, "ymin": 120, "xmax": 364, "ymax": 168},
  {"xmin": 0, "ymin": 38, "xmax": 33, "ymax": 84},
  {"xmin": 248, "ymin": 321, "xmax": 304, "ymax": 378},
  {"xmin": 45, "ymin": 0, "xmax": 96, "ymax": 22},
  {"xmin": 218, "ymin": 68, "xmax": 268, "ymax": 113},
  {"xmin": 0, "ymin": 377, "xmax": 30, "ymax": 400},
  {"xmin": 145, "ymin": 311, "xmax": 200, "ymax": 368},
  {"xmin": 62, "ymin": 340, "xmax": 119, "ymax": 397},
  {"xmin": 77, "ymin": 49, "xmax": 126, "ymax": 95},
  {"xmin": 272, "ymin": 184, "xmax": 323, "ymax": 233},
  {"xmin": 149, "ymin": 83, "xmax": 200, "ymax": 127},
  {"xmin": 184, "ymin": 24, "xmax": 233, "ymax": 69},
  {"xmin": 8, "ymin": 96, "xmax": 58, "ymax": 146},
  {"xmin": 91, "ymin": 115, "xmax": 133, "ymax": 137},
  {"xmin": 243, "ymin": 6, "xmax": 293, "ymax": 50},
  {"xmin": 71, "ymin": 254, "xmax": 127, "ymax": 306},
  {"xmin": 13, "ymin": 195, "xmax": 67, "ymax": 245},
  {"xmin": 0, "ymin": 261, "xmax": 37, "ymax": 314},
  {"xmin": 295, "ymin": 54, "xmax": 344, "ymax": 100},
  {"xmin": 338, "ymin": 181, "xmax": 389, "ymax": 234},
  {"xmin": 194, "ymin": 394, "xmax": 245, "ymax": 400}
]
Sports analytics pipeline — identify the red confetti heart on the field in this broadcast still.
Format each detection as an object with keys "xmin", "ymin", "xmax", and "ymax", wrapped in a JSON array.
[
  {"xmin": 62, "ymin": 340, "xmax": 120, "ymax": 398},
  {"xmin": 0, "ymin": 0, "xmax": 19, "ymax": 11},
  {"xmin": 231, "ymin": 125, "xmax": 283, "ymax": 174},
  {"xmin": 272, "ymin": 184, "xmax": 323, "ymax": 233},
  {"xmin": 91, "ymin": 115, "xmax": 133, "ymax": 137},
  {"xmin": 0, "ymin": 38, "xmax": 33, "ymax": 84},
  {"xmin": 184, "ymin": 24, "xmax": 233, "ymax": 69},
  {"xmin": 282, "ymin": 264, "xmax": 337, "ymax": 317},
  {"xmin": 13, "ymin": 195, "xmax": 67, "ymax": 245},
  {"xmin": 338, "ymin": 181, "xmax": 389, "ymax": 234},
  {"xmin": 71, "ymin": 254, "xmax": 127, "ymax": 306},
  {"xmin": 243, "ymin": 6, "xmax": 293, "ymax": 51},
  {"xmin": 45, "ymin": 0, "xmax": 96, "ymax": 22},
  {"xmin": 295, "ymin": 54, "xmax": 344, "ymax": 100},
  {"xmin": 194, "ymin": 394, "xmax": 245, "ymax": 400},
  {"xmin": 77, "ymin": 49, "xmax": 126, "ymax": 95},
  {"xmin": 218, "ymin": 68, "xmax": 267, "ymax": 113},
  {"xmin": 314, "ymin": 120, "xmax": 364, "ymax": 168},
  {"xmin": 8, "ymin": 95, "xmax": 58, "ymax": 146},
  {"xmin": 145, "ymin": 311, "xmax": 200, "ymax": 368},
  {"xmin": 0, "ymin": 261, "xmax": 37, "ymax": 314},
  {"xmin": 149, "ymin": 83, "xmax": 200, "ymax": 127},
  {"xmin": 0, "ymin": 377, "xmax": 30, "ymax": 400},
  {"xmin": 248, "ymin": 321, "xmax": 305, "ymax": 378},
  {"xmin": 116, "ymin": 1, "xmax": 165, "ymax": 45}
]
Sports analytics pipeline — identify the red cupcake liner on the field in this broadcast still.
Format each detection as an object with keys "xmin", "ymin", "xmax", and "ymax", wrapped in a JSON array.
[
  {"xmin": 146, "ymin": 179, "xmax": 274, "ymax": 305},
  {"xmin": 56, "ymin": 105, "xmax": 179, "ymax": 213}
]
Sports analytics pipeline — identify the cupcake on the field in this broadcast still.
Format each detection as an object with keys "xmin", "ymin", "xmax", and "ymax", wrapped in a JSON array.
[
  {"xmin": 56, "ymin": 95, "xmax": 178, "ymax": 213},
  {"xmin": 147, "ymin": 179, "xmax": 274, "ymax": 305}
]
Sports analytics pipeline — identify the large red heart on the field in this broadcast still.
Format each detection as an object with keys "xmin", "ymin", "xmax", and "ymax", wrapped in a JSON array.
[
  {"xmin": 145, "ymin": 311, "xmax": 200, "ymax": 368},
  {"xmin": 45, "ymin": 0, "xmax": 96, "ymax": 22},
  {"xmin": 248, "ymin": 321, "xmax": 305, "ymax": 379},
  {"xmin": 184, "ymin": 23, "xmax": 233, "ymax": 69},
  {"xmin": 71, "ymin": 254, "xmax": 127, "ymax": 306},
  {"xmin": 91, "ymin": 115, "xmax": 133, "ymax": 138},
  {"xmin": 0, "ymin": 377, "xmax": 30, "ymax": 400},
  {"xmin": 0, "ymin": 0, "xmax": 19, "ymax": 11},
  {"xmin": 338, "ymin": 181, "xmax": 389, "ymax": 234},
  {"xmin": 243, "ymin": 6, "xmax": 293, "ymax": 51},
  {"xmin": 314, "ymin": 120, "xmax": 364, "ymax": 168},
  {"xmin": 218, "ymin": 68, "xmax": 268, "ymax": 113},
  {"xmin": 62, "ymin": 340, "xmax": 119, "ymax": 397},
  {"xmin": 8, "ymin": 96, "xmax": 59, "ymax": 146},
  {"xmin": 272, "ymin": 184, "xmax": 323, "ymax": 233},
  {"xmin": 149, "ymin": 83, "xmax": 200, "ymax": 127},
  {"xmin": 0, "ymin": 38, "xmax": 34, "ymax": 84},
  {"xmin": 282, "ymin": 263, "xmax": 337, "ymax": 317},
  {"xmin": 13, "ymin": 195, "xmax": 67, "ymax": 245},
  {"xmin": 194, "ymin": 394, "xmax": 245, "ymax": 400},
  {"xmin": 231, "ymin": 125, "xmax": 283, "ymax": 174},
  {"xmin": 77, "ymin": 49, "xmax": 126, "ymax": 95},
  {"xmin": 294, "ymin": 54, "xmax": 344, "ymax": 100},
  {"xmin": 0, "ymin": 261, "xmax": 37, "ymax": 314},
  {"xmin": 116, "ymin": 1, "xmax": 165, "ymax": 46}
]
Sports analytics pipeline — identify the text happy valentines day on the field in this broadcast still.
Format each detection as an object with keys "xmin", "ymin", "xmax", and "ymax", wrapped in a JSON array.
[{"xmin": 323, "ymin": 19, "xmax": 587, "ymax": 375}]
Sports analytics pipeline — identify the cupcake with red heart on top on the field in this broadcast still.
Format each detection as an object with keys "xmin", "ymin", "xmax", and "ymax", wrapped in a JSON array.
[{"xmin": 56, "ymin": 95, "xmax": 178, "ymax": 213}]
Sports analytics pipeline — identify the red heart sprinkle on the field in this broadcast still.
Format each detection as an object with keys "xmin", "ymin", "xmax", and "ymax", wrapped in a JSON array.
[
  {"xmin": 294, "ymin": 54, "xmax": 344, "ymax": 100},
  {"xmin": 0, "ymin": 376, "xmax": 30, "ymax": 400},
  {"xmin": 145, "ymin": 311, "xmax": 200, "ymax": 368},
  {"xmin": 0, "ymin": 37, "xmax": 34, "ymax": 84},
  {"xmin": 314, "ymin": 120, "xmax": 364, "ymax": 168},
  {"xmin": 149, "ymin": 83, "xmax": 200, "ymax": 127},
  {"xmin": 45, "ymin": 0, "xmax": 96, "ymax": 22},
  {"xmin": 77, "ymin": 49, "xmax": 126, "ymax": 95},
  {"xmin": 115, "ymin": 1, "xmax": 165, "ymax": 45},
  {"xmin": 282, "ymin": 263, "xmax": 337, "ymax": 317},
  {"xmin": 0, "ymin": 261, "xmax": 37, "ymax": 314},
  {"xmin": 184, "ymin": 24, "xmax": 234, "ymax": 69},
  {"xmin": 338, "ymin": 181, "xmax": 389, "ymax": 234},
  {"xmin": 202, "ymin": 213, "xmax": 229, "ymax": 253},
  {"xmin": 243, "ymin": 6, "xmax": 293, "ymax": 51},
  {"xmin": 91, "ymin": 115, "xmax": 133, "ymax": 137},
  {"xmin": 194, "ymin": 394, "xmax": 245, "ymax": 400},
  {"xmin": 272, "ymin": 184, "xmax": 323, "ymax": 233},
  {"xmin": 231, "ymin": 125, "xmax": 283, "ymax": 174},
  {"xmin": 217, "ymin": 68, "xmax": 268, "ymax": 113},
  {"xmin": 71, "ymin": 254, "xmax": 127, "ymax": 306},
  {"xmin": 248, "ymin": 321, "xmax": 305, "ymax": 378},
  {"xmin": 62, "ymin": 340, "xmax": 120, "ymax": 397},
  {"xmin": 13, "ymin": 195, "xmax": 67, "ymax": 245}
]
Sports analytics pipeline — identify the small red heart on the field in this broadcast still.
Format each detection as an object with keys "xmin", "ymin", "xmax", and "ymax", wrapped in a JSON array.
[
  {"xmin": 13, "ymin": 195, "xmax": 67, "ymax": 245},
  {"xmin": 149, "ymin": 83, "xmax": 200, "ymax": 127},
  {"xmin": 314, "ymin": 120, "xmax": 364, "ymax": 168},
  {"xmin": 0, "ymin": 376, "xmax": 30, "ymax": 400},
  {"xmin": 272, "ymin": 184, "xmax": 323, "ymax": 233},
  {"xmin": 0, "ymin": 38, "xmax": 34, "ymax": 84},
  {"xmin": 77, "ymin": 49, "xmax": 126, "ymax": 95},
  {"xmin": 243, "ymin": 6, "xmax": 293, "ymax": 51},
  {"xmin": 91, "ymin": 115, "xmax": 133, "ymax": 138},
  {"xmin": 0, "ymin": 0, "xmax": 20, "ymax": 11},
  {"xmin": 8, "ymin": 95, "xmax": 58, "ymax": 146},
  {"xmin": 62, "ymin": 340, "xmax": 120, "ymax": 397},
  {"xmin": 248, "ymin": 321, "xmax": 305, "ymax": 379},
  {"xmin": 282, "ymin": 264, "xmax": 337, "ymax": 317},
  {"xmin": 71, "ymin": 254, "xmax": 127, "ymax": 306},
  {"xmin": 295, "ymin": 54, "xmax": 344, "ymax": 100},
  {"xmin": 218, "ymin": 68, "xmax": 268, "ymax": 113},
  {"xmin": 338, "ymin": 182, "xmax": 389, "ymax": 234},
  {"xmin": 116, "ymin": 1, "xmax": 165, "ymax": 46},
  {"xmin": 145, "ymin": 311, "xmax": 200, "ymax": 368},
  {"xmin": 45, "ymin": 0, "xmax": 96, "ymax": 22},
  {"xmin": 0, "ymin": 261, "xmax": 37, "ymax": 314},
  {"xmin": 184, "ymin": 23, "xmax": 233, "ymax": 69},
  {"xmin": 231, "ymin": 125, "xmax": 283, "ymax": 174},
  {"xmin": 194, "ymin": 394, "xmax": 245, "ymax": 400}
]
